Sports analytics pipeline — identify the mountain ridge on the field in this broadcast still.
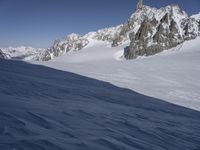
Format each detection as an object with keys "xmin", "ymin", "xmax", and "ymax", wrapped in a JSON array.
[
  {"xmin": 1, "ymin": 1, "xmax": 200, "ymax": 61},
  {"xmin": 37, "ymin": 1, "xmax": 199, "ymax": 61}
]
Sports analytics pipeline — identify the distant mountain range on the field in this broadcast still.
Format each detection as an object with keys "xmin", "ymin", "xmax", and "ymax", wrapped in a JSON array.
[
  {"xmin": 1, "ymin": 0, "xmax": 200, "ymax": 61},
  {"xmin": 0, "ymin": 46, "xmax": 44, "ymax": 60}
]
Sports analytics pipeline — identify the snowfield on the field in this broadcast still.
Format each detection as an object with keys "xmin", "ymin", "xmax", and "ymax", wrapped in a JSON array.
[
  {"xmin": 1, "ymin": 1, "xmax": 200, "ymax": 149},
  {"xmin": 38, "ymin": 37, "xmax": 200, "ymax": 111},
  {"xmin": 1, "ymin": 30, "xmax": 200, "ymax": 150},
  {"xmin": 1, "ymin": 59, "xmax": 200, "ymax": 150}
]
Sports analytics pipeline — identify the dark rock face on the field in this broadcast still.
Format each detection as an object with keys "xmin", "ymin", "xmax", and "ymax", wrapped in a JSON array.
[
  {"xmin": 125, "ymin": 7, "xmax": 200, "ymax": 59},
  {"xmin": 111, "ymin": 5, "xmax": 187, "ymax": 48},
  {"xmin": 125, "ymin": 13, "xmax": 185, "ymax": 59},
  {"xmin": 125, "ymin": 20, "xmax": 154, "ymax": 59},
  {"xmin": 160, "ymin": 13, "xmax": 169, "ymax": 24},
  {"xmin": 151, "ymin": 18, "xmax": 159, "ymax": 26},
  {"xmin": 182, "ymin": 18, "xmax": 200, "ymax": 40},
  {"xmin": 39, "ymin": 1, "xmax": 200, "ymax": 61}
]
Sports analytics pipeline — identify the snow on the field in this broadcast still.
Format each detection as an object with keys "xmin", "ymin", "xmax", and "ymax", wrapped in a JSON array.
[
  {"xmin": 0, "ymin": 3, "xmax": 200, "ymax": 149},
  {"xmin": 1, "ymin": 46, "xmax": 44, "ymax": 60},
  {"xmin": 84, "ymin": 24, "xmax": 123, "ymax": 42},
  {"xmin": 36, "ymin": 37, "xmax": 200, "ymax": 111},
  {"xmin": 191, "ymin": 12, "xmax": 200, "ymax": 20},
  {"xmin": 1, "ymin": 35, "xmax": 200, "ymax": 150},
  {"xmin": 1, "ymin": 58, "xmax": 200, "ymax": 150}
]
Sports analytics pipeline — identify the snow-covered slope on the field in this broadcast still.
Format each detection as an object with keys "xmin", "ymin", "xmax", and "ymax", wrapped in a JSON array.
[
  {"xmin": 191, "ymin": 12, "xmax": 200, "ymax": 20},
  {"xmin": 38, "ymin": 37, "xmax": 200, "ymax": 111},
  {"xmin": 1, "ymin": 59, "xmax": 200, "ymax": 150}
]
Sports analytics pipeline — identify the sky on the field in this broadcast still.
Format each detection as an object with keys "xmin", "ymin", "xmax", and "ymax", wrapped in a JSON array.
[{"xmin": 0, "ymin": 0, "xmax": 199, "ymax": 48}]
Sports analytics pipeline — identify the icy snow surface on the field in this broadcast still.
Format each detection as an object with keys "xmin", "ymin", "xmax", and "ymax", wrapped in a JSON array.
[
  {"xmin": 1, "ymin": 58, "xmax": 200, "ymax": 150},
  {"xmin": 39, "ymin": 38, "xmax": 200, "ymax": 111},
  {"xmin": 1, "ymin": 38, "xmax": 200, "ymax": 150}
]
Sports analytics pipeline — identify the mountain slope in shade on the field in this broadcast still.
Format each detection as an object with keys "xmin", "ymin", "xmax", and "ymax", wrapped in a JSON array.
[{"xmin": 1, "ymin": 60, "xmax": 200, "ymax": 150}]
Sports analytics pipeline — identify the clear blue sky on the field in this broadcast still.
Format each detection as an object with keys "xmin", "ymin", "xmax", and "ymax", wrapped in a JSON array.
[{"xmin": 0, "ymin": 0, "xmax": 199, "ymax": 48}]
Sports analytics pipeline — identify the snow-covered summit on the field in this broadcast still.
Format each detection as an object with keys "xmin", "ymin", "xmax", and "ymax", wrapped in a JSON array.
[
  {"xmin": 38, "ymin": 1, "xmax": 199, "ymax": 61},
  {"xmin": 2, "ymin": 1, "xmax": 199, "ymax": 61},
  {"xmin": 130, "ymin": 4, "xmax": 187, "ymax": 23}
]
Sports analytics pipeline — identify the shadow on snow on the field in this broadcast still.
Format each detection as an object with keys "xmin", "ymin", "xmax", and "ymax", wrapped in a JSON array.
[{"xmin": 0, "ymin": 60, "xmax": 200, "ymax": 150}]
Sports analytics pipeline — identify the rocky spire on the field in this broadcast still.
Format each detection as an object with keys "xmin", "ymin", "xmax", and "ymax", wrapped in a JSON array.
[{"xmin": 136, "ymin": 0, "xmax": 143, "ymax": 10}]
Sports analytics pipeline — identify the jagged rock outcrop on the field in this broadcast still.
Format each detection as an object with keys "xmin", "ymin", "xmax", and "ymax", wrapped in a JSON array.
[
  {"xmin": 124, "ymin": 4, "xmax": 200, "ymax": 59},
  {"xmin": 2, "ymin": 2, "xmax": 200, "ymax": 61},
  {"xmin": 136, "ymin": 0, "xmax": 143, "ymax": 10},
  {"xmin": 39, "ymin": 33, "xmax": 89, "ymax": 61},
  {"xmin": 39, "ymin": 25, "xmax": 125, "ymax": 61},
  {"xmin": 39, "ymin": 2, "xmax": 200, "ymax": 61},
  {"xmin": 182, "ymin": 18, "xmax": 200, "ymax": 40},
  {"xmin": 111, "ymin": 4, "xmax": 187, "ymax": 47}
]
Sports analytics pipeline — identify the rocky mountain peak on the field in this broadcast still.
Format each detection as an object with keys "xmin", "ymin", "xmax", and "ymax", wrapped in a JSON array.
[
  {"xmin": 124, "ymin": 4, "xmax": 199, "ymax": 59},
  {"xmin": 136, "ymin": 0, "xmax": 143, "ymax": 11},
  {"xmin": 38, "ymin": 33, "xmax": 89, "ymax": 61},
  {"xmin": 37, "ymin": 1, "xmax": 200, "ymax": 61}
]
